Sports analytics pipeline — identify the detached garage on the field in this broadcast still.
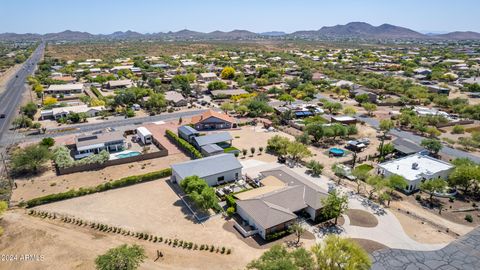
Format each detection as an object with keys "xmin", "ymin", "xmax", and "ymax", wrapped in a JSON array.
[{"xmin": 170, "ymin": 154, "xmax": 242, "ymax": 186}]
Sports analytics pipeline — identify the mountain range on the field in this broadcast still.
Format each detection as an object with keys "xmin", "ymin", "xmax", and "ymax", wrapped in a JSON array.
[{"xmin": 1, "ymin": 22, "xmax": 479, "ymax": 41}]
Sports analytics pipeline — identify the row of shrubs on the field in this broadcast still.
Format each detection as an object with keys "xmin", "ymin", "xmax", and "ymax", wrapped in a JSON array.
[
  {"xmin": 165, "ymin": 130, "xmax": 202, "ymax": 159},
  {"xmin": 90, "ymin": 86, "xmax": 103, "ymax": 97},
  {"xmin": 25, "ymin": 168, "xmax": 172, "ymax": 208},
  {"xmin": 27, "ymin": 210, "xmax": 232, "ymax": 255}
]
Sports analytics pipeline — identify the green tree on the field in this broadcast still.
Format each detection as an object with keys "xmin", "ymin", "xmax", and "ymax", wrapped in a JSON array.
[
  {"xmin": 180, "ymin": 175, "xmax": 219, "ymax": 211},
  {"xmin": 323, "ymin": 101, "xmax": 342, "ymax": 114},
  {"xmin": 21, "ymin": 102, "xmax": 38, "ymax": 119},
  {"xmin": 343, "ymin": 106, "xmax": 357, "ymax": 116},
  {"xmin": 221, "ymin": 66, "xmax": 235, "ymax": 80},
  {"xmin": 247, "ymin": 244, "xmax": 313, "ymax": 270},
  {"xmin": 207, "ymin": 80, "xmax": 228, "ymax": 90},
  {"xmin": 172, "ymin": 75, "xmax": 192, "ymax": 96},
  {"xmin": 306, "ymin": 160, "xmax": 324, "ymax": 177},
  {"xmin": 267, "ymin": 135, "xmax": 291, "ymax": 157},
  {"xmin": 220, "ymin": 102, "xmax": 234, "ymax": 113},
  {"xmin": 279, "ymin": 93, "xmax": 295, "ymax": 104},
  {"xmin": 311, "ymin": 235, "xmax": 371, "ymax": 270},
  {"xmin": 145, "ymin": 93, "xmax": 167, "ymax": 114},
  {"xmin": 366, "ymin": 175, "xmax": 385, "ymax": 199},
  {"xmin": 12, "ymin": 115, "xmax": 33, "ymax": 129},
  {"xmin": 378, "ymin": 119, "xmax": 394, "ymax": 160},
  {"xmin": 384, "ymin": 174, "xmax": 408, "ymax": 206},
  {"xmin": 40, "ymin": 137, "xmax": 55, "ymax": 148},
  {"xmin": 321, "ymin": 190, "xmax": 349, "ymax": 224},
  {"xmin": 421, "ymin": 138, "xmax": 442, "ymax": 156},
  {"xmin": 305, "ymin": 123, "xmax": 325, "ymax": 144},
  {"xmin": 420, "ymin": 178, "xmax": 447, "ymax": 207},
  {"xmin": 286, "ymin": 141, "xmax": 312, "ymax": 164},
  {"xmin": 449, "ymin": 164, "xmax": 480, "ymax": 194},
  {"xmin": 10, "ymin": 144, "xmax": 51, "ymax": 174},
  {"xmin": 0, "ymin": 201, "xmax": 7, "ymax": 236},
  {"xmin": 95, "ymin": 244, "xmax": 146, "ymax": 270},
  {"xmin": 355, "ymin": 93, "xmax": 369, "ymax": 104},
  {"xmin": 362, "ymin": 102, "xmax": 377, "ymax": 116},
  {"xmin": 289, "ymin": 222, "xmax": 306, "ymax": 245}
]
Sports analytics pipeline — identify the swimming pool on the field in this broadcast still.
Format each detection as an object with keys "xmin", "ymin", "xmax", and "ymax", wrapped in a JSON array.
[
  {"xmin": 329, "ymin": 148, "xmax": 345, "ymax": 157},
  {"xmin": 115, "ymin": 151, "xmax": 141, "ymax": 159}
]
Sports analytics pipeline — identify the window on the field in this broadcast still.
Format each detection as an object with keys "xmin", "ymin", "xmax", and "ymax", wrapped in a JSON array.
[
  {"xmin": 235, "ymin": 173, "xmax": 239, "ymax": 179},
  {"xmin": 217, "ymin": 176, "xmax": 225, "ymax": 182}
]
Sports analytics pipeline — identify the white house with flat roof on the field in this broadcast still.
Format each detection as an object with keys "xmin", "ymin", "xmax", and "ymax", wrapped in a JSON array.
[{"xmin": 377, "ymin": 154, "xmax": 454, "ymax": 193}]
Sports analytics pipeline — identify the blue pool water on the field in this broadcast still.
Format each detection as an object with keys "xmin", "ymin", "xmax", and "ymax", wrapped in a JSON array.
[
  {"xmin": 329, "ymin": 148, "xmax": 345, "ymax": 156},
  {"xmin": 116, "ymin": 151, "xmax": 141, "ymax": 159}
]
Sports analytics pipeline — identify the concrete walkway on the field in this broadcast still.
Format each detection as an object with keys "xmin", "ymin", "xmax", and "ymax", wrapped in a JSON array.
[{"xmin": 290, "ymin": 166, "xmax": 447, "ymax": 251}]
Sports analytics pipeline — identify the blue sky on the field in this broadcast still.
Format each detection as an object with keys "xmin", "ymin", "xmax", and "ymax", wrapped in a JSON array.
[{"xmin": 2, "ymin": 0, "xmax": 480, "ymax": 34}]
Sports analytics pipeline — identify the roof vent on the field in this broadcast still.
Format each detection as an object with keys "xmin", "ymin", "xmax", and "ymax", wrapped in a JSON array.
[{"xmin": 412, "ymin": 162, "xmax": 419, "ymax": 170}]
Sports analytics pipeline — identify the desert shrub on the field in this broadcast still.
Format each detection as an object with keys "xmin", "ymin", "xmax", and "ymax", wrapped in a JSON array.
[{"xmin": 465, "ymin": 214, "xmax": 473, "ymax": 223}]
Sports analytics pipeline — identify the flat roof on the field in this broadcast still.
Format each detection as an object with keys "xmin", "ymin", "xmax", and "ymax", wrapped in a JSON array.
[
  {"xmin": 47, "ymin": 83, "xmax": 84, "ymax": 91},
  {"xmin": 378, "ymin": 154, "xmax": 454, "ymax": 181},
  {"xmin": 136, "ymin": 126, "xmax": 152, "ymax": 137},
  {"xmin": 193, "ymin": 132, "xmax": 232, "ymax": 147}
]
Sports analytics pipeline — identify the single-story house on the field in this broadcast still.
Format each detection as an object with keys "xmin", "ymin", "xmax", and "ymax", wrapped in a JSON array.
[
  {"xmin": 74, "ymin": 131, "xmax": 125, "ymax": 159},
  {"xmin": 105, "ymin": 79, "xmax": 133, "ymax": 89},
  {"xmin": 331, "ymin": 115, "xmax": 357, "ymax": 125},
  {"xmin": 192, "ymin": 132, "xmax": 233, "ymax": 156},
  {"xmin": 377, "ymin": 154, "xmax": 454, "ymax": 193},
  {"xmin": 199, "ymin": 72, "xmax": 218, "ymax": 82},
  {"xmin": 164, "ymin": 91, "xmax": 188, "ymax": 107},
  {"xmin": 392, "ymin": 138, "xmax": 427, "ymax": 156},
  {"xmin": 236, "ymin": 166, "xmax": 328, "ymax": 239},
  {"xmin": 40, "ymin": 105, "xmax": 105, "ymax": 120},
  {"xmin": 45, "ymin": 83, "xmax": 84, "ymax": 95},
  {"xmin": 170, "ymin": 153, "xmax": 242, "ymax": 186},
  {"xmin": 191, "ymin": 109, "xmax": 237, "ymax": 130},
  {"xmin": 351, "ymin": 88, "xmax": 378, "ymax": 103},
  {"xmin": 427, "ymin": 85, "xmax": 450, "ymax": 95},
  {"xmin": 178, "ymin": 125, "xmax": 200, "ymax": 143},
  {"xmin": 210, "ymin": 89, "xmax": 249, "ymax": 99}
]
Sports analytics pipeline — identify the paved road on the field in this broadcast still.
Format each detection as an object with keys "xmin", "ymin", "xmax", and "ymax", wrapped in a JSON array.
[
  {"xmin": 0, "ymin": 42, "xmax": 45, "ymax": 144},
  {"xmin": 6, "ymin": 109, "xmax": 209, "ymax": 143},
  {"xmin": 357, "ymin": 115, "xmax": 480, "ymax": 163}
]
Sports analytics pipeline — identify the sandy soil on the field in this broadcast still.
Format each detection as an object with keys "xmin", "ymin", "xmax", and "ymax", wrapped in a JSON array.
[
  {"xmin": 32, "ymin": 179, "xmax": 269, "ymax": 268},
  {"xmin": 11, "ymin": 153, "xmax": 189, "ymax": 204},
  {"xmin": 391, "ymin": 209, "xmax": 455, "ymax": 244},
  {"xmin": 0, "ymin": 211, "xmax": 245, "ymax": 270}
]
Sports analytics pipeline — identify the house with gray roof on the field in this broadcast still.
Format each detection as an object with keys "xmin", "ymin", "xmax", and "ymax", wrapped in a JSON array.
[
  {"xmin": 170, "ymin": 153, "xmax": 242, "ymax": 186},
  {"xmin": 178, "ymin": 125, "xmax": 199, "ymax": 143},
  {"xmin": 192, "ymin": 132, "xmax": 233, "ymax": 156},
  {"xmin": 236, "ymin": 166, "xmax": 328, "ymax": 240}
]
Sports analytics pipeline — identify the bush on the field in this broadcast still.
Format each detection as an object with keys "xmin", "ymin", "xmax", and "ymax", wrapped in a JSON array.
[
  {"xmin": 225, "ymin": 195, "xmax": 236, "ymax": 208},
  {"xmin": 449, "ymin": 196, "xmax": 455, "ymax": 203},
  {"xmin": 465, "ymin": 214, "xmax": 473, "ymax": 223},
  {"xmin": 226, "ymin": 207, "xmax": 235, "ymax": 217},
  {"xmin": 26, "ymin": 168, "xmax": 172, "ymax": 207},
  {"xmin": 165, "ymin": 130, "xmax": 202, "ymax": 159},
  {"xmin": 53, "ymin": 146, "xmax": 110, "ymax": 169},
  {"xmin": 415, "ymin": 194, "xmax": 421, "ymax": 201}
]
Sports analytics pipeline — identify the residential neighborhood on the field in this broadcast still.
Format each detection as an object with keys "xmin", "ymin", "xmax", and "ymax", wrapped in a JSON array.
[{"xmin": 1, "ymin": 1, "xmax": 480, "ymax": 270}]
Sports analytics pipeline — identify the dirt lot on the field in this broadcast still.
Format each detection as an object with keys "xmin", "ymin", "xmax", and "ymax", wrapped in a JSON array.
[
  {"xmin": 11, "ymin": 152, "xmax": 189, "ymax": 204},
  {"xmin": 0, "ymin": 211, "xmax": 242, "ymax": 270},
  {"xmin": 346, "ymin": 209, "xmax": 378, "ymax": 228},
  {"xmin": 32, "ymin": 179, "xmax": 273, "ymax": 268},
  {"xmin": 391, "ymin": 209, "xmax": 455, "ymax": 244}
]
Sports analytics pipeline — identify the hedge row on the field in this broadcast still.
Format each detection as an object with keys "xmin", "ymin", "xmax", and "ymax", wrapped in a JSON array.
[
  {"xmin": 165, "ymin": 130, "xmax": 202, "ymax": 159},
  {"xmin": 26, "ymin": 168, "xmax": 172, "ymax": 208},
  {"xmin": 90, "ymin": 86, "xmax": 103, "ymax": 97}
]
